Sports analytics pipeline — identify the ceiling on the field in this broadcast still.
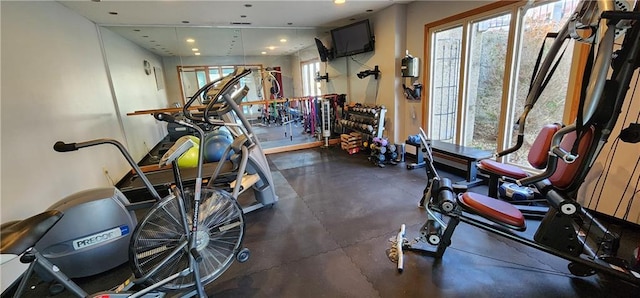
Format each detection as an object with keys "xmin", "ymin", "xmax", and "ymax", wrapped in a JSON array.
[{"xmin": 59, "ymin": 0, "xmax": 412, "ymax": 57}]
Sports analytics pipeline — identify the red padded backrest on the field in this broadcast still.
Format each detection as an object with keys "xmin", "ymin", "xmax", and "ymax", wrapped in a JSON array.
[
  {"xmin": 549, "ymin": 127, "xmax": 594, "ymax": 189},
  {"xmin": 527, "ymin": 124, "xmax": 562, "ymax": 169}
]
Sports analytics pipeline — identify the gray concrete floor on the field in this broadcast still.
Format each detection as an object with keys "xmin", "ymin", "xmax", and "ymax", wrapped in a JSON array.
[
  {"xmin": 14, "ymin": 146, "xmax": 640, "ymax": 297},
  {"xmin": 209, "ymin": 147, "xmax": 639, "ymax": 298}
]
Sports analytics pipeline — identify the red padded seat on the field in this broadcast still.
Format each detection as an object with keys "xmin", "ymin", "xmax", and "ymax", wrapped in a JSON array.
[
  {"xmin": 478, "ymin": 124, "xmax": 561, "ymax": 179},
  {"xmin": 478, "ymin": 159, "xmax": 528, "ymax": 179},
  {"xmin": 458, "ymin": 192, "xmax": 526, "ymax": 231},
  {"xmin": 528, "ymin": 124, "xmax": 562, "ymax": 169}
]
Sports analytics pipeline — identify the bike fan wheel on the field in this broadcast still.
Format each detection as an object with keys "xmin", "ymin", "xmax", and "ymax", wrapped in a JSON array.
[{"xmin": 129, "ymin": 187, "xmax": 245, "ymax": 291}]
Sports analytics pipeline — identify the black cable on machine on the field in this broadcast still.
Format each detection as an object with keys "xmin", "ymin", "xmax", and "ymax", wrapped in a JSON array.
[
  {"xmin": 582, "ymin": 59, "xmax": 640, "ymax": 256},
  {"xmin": 617, "ymin": 157, "xmax": 640, "ymax": 220},
  {"xmin": 588, "ymin": 71, "xmax": 640, "ymax": 210}
]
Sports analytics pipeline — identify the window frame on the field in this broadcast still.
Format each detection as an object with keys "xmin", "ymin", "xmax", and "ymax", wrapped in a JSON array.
[
  {"xmin": 422, "ymin": 0, "xmax": 584, "ymax": 163},
  {"xmin": 300, "ymin": 58, "xmax": 322, "ymax": 97},
  {"xmin": 177, "ymin": 64, "xmax": 264, "ymax": 105}
]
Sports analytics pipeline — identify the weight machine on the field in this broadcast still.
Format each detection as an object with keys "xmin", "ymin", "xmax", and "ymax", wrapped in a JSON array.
[{"xmin": 394, "ymin": 0, "xmax": 640, "ymax": 286}]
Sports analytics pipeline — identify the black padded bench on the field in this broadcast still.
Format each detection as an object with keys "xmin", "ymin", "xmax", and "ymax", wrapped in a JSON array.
[
  {"xmin": 431, "ymin": 140, "xmax": 493, "ymax": 187},
  {"xmin": 407, "ymin": 140, "xmax": 493, "ymax": 188}
]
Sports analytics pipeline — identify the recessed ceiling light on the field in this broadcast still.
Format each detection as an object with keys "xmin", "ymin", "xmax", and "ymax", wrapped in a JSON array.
[
  {"xmin": 186, "ymin": 38, "xmax": 195, "ymax": 43},
  {"xmin": 133, "ymin": 29, "xmax": 141, "ymax": 32},
  {"xmin": 240, "ymin": 15, "xmax": 247, "ymax": 18},
  {"xmin": 244, "ymin": 4, "xmax": 252, "ymax": 7},
  {"xmin": 261, "ymin": 51, "xmax": 267, "ymax": 55},
  {"xmin": 334, "ymin": 0, "xmax": 346, "ymax": 4},
  {"xmin": 268, "ymin": 46, "xmax": 275, "ymax": 50},
  {"xmin": 142, "ymin": 35, "xmax": 149, "ymax": 38},
  {"xmin": 287, "ymin": 22, "xmax": 293, "ymax": 25},
  {"xmin": 192, "ymin": 48, "xmax": 199, "ymax": 51},
  {"xmin": 280, "ymin": 39, "xmax": 287, "ymax": 43},
  {"xmin": 182, "ymin": 21, "xmax": 190, "ymax": 24},
  {"xmin": 195, "ymin": 52, "xmax": 201, "ymax": 56},
  {"xmin": 109, "ymin": 11, "xmax": 118, "ymax": 15}
]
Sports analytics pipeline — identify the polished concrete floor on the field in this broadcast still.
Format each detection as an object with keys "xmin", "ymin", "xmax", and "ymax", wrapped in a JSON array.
[
  {"xmin": 208, "ymin": 147, "xmax": 639, "ymax": 298},
  {"xmin": 14, "ymin": 146, "xmax": 640, "ymax": 297},
  {"xmin": 253, "ymin": 118, "xmax": 317, "ymax": 150}
]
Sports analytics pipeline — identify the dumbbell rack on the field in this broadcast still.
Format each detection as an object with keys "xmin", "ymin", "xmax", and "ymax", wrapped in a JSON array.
[{"xmin": 340, "ymin": 105, "xmax": 386, "ymax": 139}]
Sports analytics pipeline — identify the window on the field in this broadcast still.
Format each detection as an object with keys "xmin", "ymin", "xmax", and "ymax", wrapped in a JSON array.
[
  {"xmin": 178, "ymin": 64, "xmax": 263, "ymax": 105},
  {"xmin": 430, "ymin": 26, "xmax": 462, "ymax": 143},
  {"xmin": 464, "ymin": 13, "xmax": 511, "ymax": 152},
  {"xmin": 301, "ymin": 60, "xmax": 321, "ymax": 96},
  {"xmin": 425, "ymin": 0, "xmax": 580, "ymax": 168},
  {"xmin": 507, "ymin": 0, "xmax": 578, "ymax": 166}
]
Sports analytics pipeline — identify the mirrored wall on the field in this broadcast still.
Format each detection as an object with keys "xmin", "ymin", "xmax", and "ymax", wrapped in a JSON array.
[{"xmin": 99, "ymin": 25, "xmax": 330, "ymax": 153}]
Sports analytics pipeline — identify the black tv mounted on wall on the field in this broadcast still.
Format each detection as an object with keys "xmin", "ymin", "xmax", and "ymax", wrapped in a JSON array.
[{"xmin": 331, "ymin": 19, "xmax": 374, "ymax": 58}]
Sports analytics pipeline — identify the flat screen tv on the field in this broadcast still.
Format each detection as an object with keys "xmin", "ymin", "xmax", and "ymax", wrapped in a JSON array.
[{"xmin": 331, "ymin": 19, "xmax": 374, "ymax": 58}]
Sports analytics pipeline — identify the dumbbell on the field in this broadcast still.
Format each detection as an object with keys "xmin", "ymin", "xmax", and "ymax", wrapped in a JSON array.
[
  {"xmin": 388, "ymin": 151, "xmax": 398, "ymax": 160},
  {"xmin": 366, "ymin": 125, "xmax": 374, "ymax": 133}
]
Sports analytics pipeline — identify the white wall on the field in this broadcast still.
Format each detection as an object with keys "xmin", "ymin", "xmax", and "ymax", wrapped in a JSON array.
[
  {"xmin": 100, "ymin": 27, "xmax": 169, "ymax": 162},
  {"xmin": 1, "ymin": 2, "xmax": 130, "ymax": 221},
  {"xmin": 578, "ymin": 71, "xmax": 640, "ymax": 223}
]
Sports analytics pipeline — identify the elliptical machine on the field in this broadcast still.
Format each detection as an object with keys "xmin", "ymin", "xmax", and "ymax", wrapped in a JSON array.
[{"xmin": 118, "ymin": 67, "xmax": 278, "ymax": 214}]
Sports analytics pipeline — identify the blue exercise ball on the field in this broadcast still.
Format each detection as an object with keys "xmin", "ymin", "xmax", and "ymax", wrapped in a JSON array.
[
  {"xmin": 204, "ymin": 135, "xmax": 233, "ymax": 162},
  {"xmin": 207, "ymin": 128, "xmax": 233, "ymax": 142}
]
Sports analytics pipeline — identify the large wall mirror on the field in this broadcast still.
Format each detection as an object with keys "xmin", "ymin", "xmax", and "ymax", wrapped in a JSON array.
[{"xmin": 99, "ymin": 25, "xmax": 331, "ymax": 155}]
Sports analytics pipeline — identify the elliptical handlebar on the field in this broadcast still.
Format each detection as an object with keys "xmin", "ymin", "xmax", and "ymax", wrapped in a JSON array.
[
  {"xmin": 203, "ymin": 68, "xmax": 252, "ymax": 125},
  {"xmin": 180, "ymin": 67, "xmax": 252, "ymax": 125},
  {"xmin": 153, "ymin": 112, "xmax": 207, "ymax": 183},
  {"xmin": 181, "ymin": 76, "xmax": 226, "ymax": 123},
  {"xmin": 53, "ymin": 141, "xmax": 78, "ymax": 152}
]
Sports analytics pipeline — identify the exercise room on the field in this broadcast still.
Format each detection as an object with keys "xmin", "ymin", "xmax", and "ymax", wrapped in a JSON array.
[{"xmin": 2, "ymin": 0, "xmax": 640, "ymax": 297}]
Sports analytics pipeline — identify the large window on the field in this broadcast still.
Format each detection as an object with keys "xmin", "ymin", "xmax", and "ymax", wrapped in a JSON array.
[
  {"xmin": 426, "ymin": 0, "xmax": 580, "ymax": 168},
  {"xmin": 507, "ymin": 0, "xmax": 578, "ymax": 166},
  {"xmin": 464, "ymin": 13, "xmax": 511, "ymax": 151},
  {"xmin": 178, "ymin": 65, "xmax": 263, "ymax": 105},
  {"xmin": 431, "ymin": 26, "xmax": 462, "ymax": 143},
  {"xmin": 301, "ymin": 60, "xmax": 321, "ymax": 96}
]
